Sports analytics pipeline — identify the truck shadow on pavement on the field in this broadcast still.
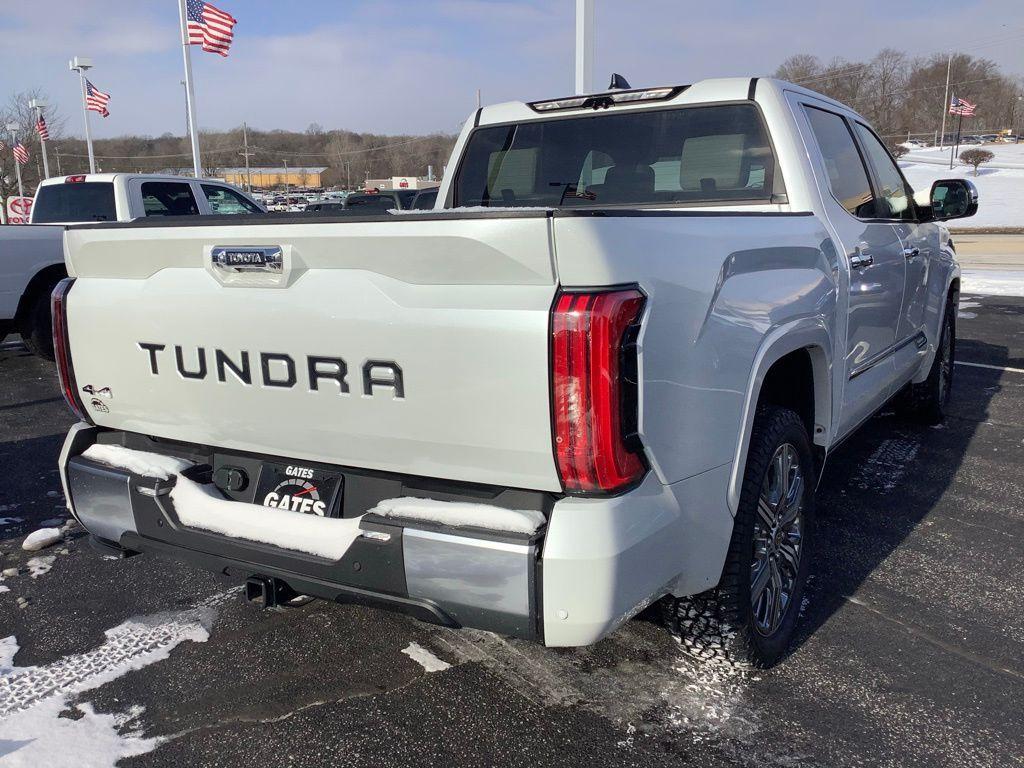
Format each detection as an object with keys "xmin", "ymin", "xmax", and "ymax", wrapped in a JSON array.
[{"xmin": 787, "ymin": 333, "xmax": 1014, "ymax": 660}]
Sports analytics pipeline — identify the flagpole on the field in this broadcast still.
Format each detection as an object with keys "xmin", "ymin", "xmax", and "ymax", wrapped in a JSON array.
[
  {"xmin": 954, "ymin": 109, "xmax": 964, "ymax": 169},
  {"xmin": 948, "ymin": 95, "xmax": 956, "ymax": 170},
  {"xmin": 70, "ymin": 58, "xmax": 97, "ymax": 174},
  {"xmin": 6, "ymin": 125, "xmax": 24, "ymax": 197},
  {"xmin": 29, "ymin": 100, "xmax": 50, "ymax": 179},
  {"xmin": 177, "ymin": 0, "xmax": 203, "ymax": 177}
]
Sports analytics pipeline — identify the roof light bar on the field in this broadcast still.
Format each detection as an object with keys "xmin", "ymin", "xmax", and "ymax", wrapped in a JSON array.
[{"xmin": 528, "ymin": 85, "xmax": 683, "ymax": 113}]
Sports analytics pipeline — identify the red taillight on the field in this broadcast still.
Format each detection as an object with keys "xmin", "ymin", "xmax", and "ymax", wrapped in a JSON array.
[
  {"xmin": 551, "ymin": 288, "xmax": 646, "ymax": 494},
  {"xmin": 65, "ymin": 175, "xmax": 86, "ymax": 183},
  {"xmin": 52, "ymin": 278, "xmax": 92, "ymax": 424}
]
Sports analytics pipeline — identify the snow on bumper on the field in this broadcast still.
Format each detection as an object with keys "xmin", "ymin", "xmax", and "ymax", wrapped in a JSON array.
[{"xmin": 58, "ymin": 426, "xmax": 719, "ymax": 646}]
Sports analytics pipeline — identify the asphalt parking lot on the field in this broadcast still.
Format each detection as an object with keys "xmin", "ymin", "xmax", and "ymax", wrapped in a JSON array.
[{"xmin": 1, "ymin": 296, "xmax": 1022, "ymax": 768}]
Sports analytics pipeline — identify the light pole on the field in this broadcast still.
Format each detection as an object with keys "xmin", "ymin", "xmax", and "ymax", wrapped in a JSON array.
[
  {"xmin": 6, "ymin": 123, "xmax": 24, "ymax": 197},
  {"xmin": 574, "ymin": 0, "xmax": 594, "ymax": 95},
  {"xmin": 28, "ymin": 99, "xmax": 50, "ymax": 179},
  {"xmin": 69, "ymin": 56, "xmax": 97, "ymax": 173}
]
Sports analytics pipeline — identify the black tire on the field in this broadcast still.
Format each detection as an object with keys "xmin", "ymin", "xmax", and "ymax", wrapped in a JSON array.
[
  {"xmin": 664, "ymin": 404, "xmax": 815, "ymax": 668},
  {"xmin": 899, "ymin": 296, "xmax": 955, "ymax": 425},
  {"xmin": 20, "ymin": 287, "xmax": 56, "ymax": 360}
]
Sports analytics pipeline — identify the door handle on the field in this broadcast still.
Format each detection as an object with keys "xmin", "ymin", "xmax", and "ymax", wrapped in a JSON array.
[
  {"xmin": 850, "ymin": 253, "xmax": 874, "ymax": 270},
  {"xmin": 903, "ymin": 247, "xmax": 920, "ymax": 259}
]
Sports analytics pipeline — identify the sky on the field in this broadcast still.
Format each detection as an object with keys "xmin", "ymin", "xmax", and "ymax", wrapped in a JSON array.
[{"xmin": 1, "ymin": 0, "xmax": 1021, "ymax": 139}]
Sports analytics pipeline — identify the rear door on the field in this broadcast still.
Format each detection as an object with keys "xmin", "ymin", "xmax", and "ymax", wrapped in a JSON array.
[
  {"xmin": 796, "ymin": 100, "xmax": 907, "ymax": 438},
  {"xmin": 63, "ymin": 213, "xmax": 561, "ymax": 492}
]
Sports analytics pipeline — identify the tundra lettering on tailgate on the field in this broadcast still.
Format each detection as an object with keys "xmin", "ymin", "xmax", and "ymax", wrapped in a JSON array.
[{"xmin": 136, "ymin": 343, "xmax": 404, "ymax": 398}]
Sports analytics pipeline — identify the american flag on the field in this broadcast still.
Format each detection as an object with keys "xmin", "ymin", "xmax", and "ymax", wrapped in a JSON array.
[
  {"xmin": 35, "ymin": 116, "xmax": 49, "ymax": 141},
  {"xmin": 187, "ymin": 0, "xmax": 237, "ymax": 57},
  {"xmin": 949, "ymin": 96, "xmax": 976, "ymax": 116},
  {"xmin": 86, "ymin": 80, "xmax": 111, "ymax": 117},
  {"xmin": 13, "ymin": 142, "xmax": 29, "ymax": 165}
]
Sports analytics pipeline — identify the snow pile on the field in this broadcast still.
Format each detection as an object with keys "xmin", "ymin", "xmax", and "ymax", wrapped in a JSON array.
[
  {"xmin": 370, "ymin": 497, "xmax": 546, "ymax": 534},
  {"xmin": 961, "ymin": 270, "xmax": 1024, "ymax": 297},
  {"xmin": 401, "ymin": 642, "xmax": 451, "ymax": 672},
  {"xmin": 169, "ymin": 476, "xmax": 364, "ymax": 559},
  {"xmin": 82, "ymin": 444, "xmax": 193, "ymax": 480},
  {"xmin": 21, "ymin": 528, "xmax": 62, "ymax": 552}
]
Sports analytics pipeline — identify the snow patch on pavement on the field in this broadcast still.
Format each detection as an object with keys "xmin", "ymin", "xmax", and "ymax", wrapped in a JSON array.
[
  {"xmin": 961, "ymin": 270, "xmax": 1024, "ymax": 297},
  {"xmin": 25, "ymin": 556, "xmax": 55, "ymax": 579},
  {"xmin": 854, "ymin": 437, "xmax": 920, "ymax": 493},
  {"xmin": 401, "ymin": 642, "xmax": 451, "ymax": 673},
  {"xmin": 0, "ymin": 639, "xmax": 18, "ymax": 674},
  {"xmin": 0, "ymin": 592, "xmax": 232, "ymax": 766},
  {"xmin": 21, "ymin": 528, "xmax": 62, "ymax": 552}
]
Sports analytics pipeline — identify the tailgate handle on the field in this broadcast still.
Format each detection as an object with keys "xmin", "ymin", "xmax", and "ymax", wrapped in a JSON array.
[{"xmin": 211, "ymin": 246, "xmax": 283, "ymax": 274}]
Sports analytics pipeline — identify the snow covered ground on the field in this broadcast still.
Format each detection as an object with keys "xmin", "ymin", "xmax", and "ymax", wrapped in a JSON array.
[
  {"xmin": 899, "ymin": 143, "xmax": 1024, "ymax": 230},
  {"xmin": 901, "ymin": 143, "xmax": 1024, "ymax": 230}
]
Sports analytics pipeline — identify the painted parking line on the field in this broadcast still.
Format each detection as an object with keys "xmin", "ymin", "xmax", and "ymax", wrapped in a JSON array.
[{"xmin": 955, "ymin": 361, "xmax": 1024, "ymax": 374}]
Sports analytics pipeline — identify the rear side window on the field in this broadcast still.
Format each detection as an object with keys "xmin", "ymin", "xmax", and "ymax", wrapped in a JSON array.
[
  {"xmin": 201, "ymin": 184, "xmax": 262, "ymax": 214},
  {"xmin": 803, "ymin": 106, "xmax": 876, "ymax": 218},
  {"xmin": 32, "ymin": 182, "xmax": 116, "ymax": 223},
  {"xmin": 141, "ymin": 182, "xmax": 199, "ymax": 216},
  {"xmin": 455, "ymin": 103, "xmax": 777, "ymax": 207}
]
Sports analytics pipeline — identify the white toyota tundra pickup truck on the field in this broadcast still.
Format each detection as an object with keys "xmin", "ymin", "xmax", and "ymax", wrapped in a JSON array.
[
  {"xmin": 0, "ymin": 173, "xmax": 262, "ymax": 357},
  {"xmin": 54, "ymin": 77, "xmax": 977, "ymax": 667}
]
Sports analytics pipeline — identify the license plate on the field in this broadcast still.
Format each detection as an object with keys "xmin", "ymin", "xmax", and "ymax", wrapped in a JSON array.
[{"xmin": 254, "ymin": 462, "xmax": 343, "ymax": 517}]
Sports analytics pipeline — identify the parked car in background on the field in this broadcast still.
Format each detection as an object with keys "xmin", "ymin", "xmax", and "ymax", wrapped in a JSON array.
[
  {"xmin": 55, "ymin": 77, "xmax": 977, "ymax": 667},
  {"xmin": 0, "ymin": 174, "xmax": 262, "ymax": 358},
  {"xmin": 304, "ymin": 201, "xmax": 347, "ymax": 213},
  {"xmin": 344, "ymin": 188, "xmax": 418, "ymax": 210}
]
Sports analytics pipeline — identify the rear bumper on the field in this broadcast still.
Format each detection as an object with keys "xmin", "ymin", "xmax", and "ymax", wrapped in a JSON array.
[{"xmin": 59, "ymin": 423, "xmax": 734, "ymax": 646}]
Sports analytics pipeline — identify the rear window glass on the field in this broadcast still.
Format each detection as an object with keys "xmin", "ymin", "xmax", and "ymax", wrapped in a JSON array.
[
  {"xmin": 345, "ymin": 194, "xmax": 397, "ymax": 209},
  {"xmin": 455, "ymin": 103, "xmax": 777, "ymax": 207},
  {"xmin": 31, "ymin": 182, "xmax": 116, "ymax": 223},
  {"xmin": 141, "ymin": 182, "xmax": 199, "ymax": 216}
]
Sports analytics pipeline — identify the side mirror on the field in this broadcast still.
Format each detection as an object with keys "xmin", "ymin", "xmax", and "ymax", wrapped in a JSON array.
[{"xmin": 929, "ymin": 178, "xmax": 978, "ymax": 221}]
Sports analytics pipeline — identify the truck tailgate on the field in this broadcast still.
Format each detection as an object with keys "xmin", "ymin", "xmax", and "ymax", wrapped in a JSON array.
[{"xmin": 63, "ymin": 214, "xmax": 561, "ymax": 491}]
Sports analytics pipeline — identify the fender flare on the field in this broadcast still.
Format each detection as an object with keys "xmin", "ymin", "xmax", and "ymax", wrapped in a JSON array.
[{"xmin": 726, "ymin": 318, "xmax": 834, "ymax": 515}]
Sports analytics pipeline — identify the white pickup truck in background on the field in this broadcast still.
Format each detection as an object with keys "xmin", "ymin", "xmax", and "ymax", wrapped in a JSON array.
[
  {"xmin": 55, "ymin": 77, "xmax": 977, "ymax": 667},
  {"xmin": 0, "ymin": 173, "xmax": 262, "ymax": 357}
]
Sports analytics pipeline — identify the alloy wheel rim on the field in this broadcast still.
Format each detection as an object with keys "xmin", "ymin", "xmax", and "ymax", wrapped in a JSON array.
[{"xmin": 751, "ymin": 443, "xmax": 804, "ymax": 637}]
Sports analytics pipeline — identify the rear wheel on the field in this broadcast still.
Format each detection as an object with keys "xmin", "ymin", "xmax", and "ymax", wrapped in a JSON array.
[
  {"xmin": 899, "ymin": 296, "xmax": 955, "ymax": 425},
  {"xmin": 20, "ymin": 287, "xmax": 56, "ymax": 360},
  {"xmin": 664, "ymin": 405, "xmax": 814, "ymax": 668}
]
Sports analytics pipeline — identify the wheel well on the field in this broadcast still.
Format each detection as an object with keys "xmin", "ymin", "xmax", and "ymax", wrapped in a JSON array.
[
  {"xmin": 758, "ymin": 348, "xmax": 816, "ymax": 442},
  {"xmin": 15, "ymin": 264, "xmax": 67, "ymax": 326}
]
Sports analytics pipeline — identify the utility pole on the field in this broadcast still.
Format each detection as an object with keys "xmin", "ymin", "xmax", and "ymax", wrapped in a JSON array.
[
  {"xmin": 29, "ymin": 99, "xmax": 50, "ymax": 179},
  {"xmin": 283, "ymin": 158, "xmax": 289, "ymax": 200},
  {"xmin": 939, "ymin": 53, "xmax": 952, "ymax": 149},
  {"xmin": 55, "ymin": 150, "xmax": 62, "ymax": 176},
  {"xmin": 574, "ymin": 0, "xmax": 594, "ymax": 95},
  {"xmin": 69, "ymin": 57, "xmax": 97, "ymax": 173},
  {"xmin": 6, "ymin": 123, "xmax": 24, "ymax": 197},
  {"xmin": 239, "ymin": 121, "xmax": 255, "ymax": 191},
  {"xmin": 476, "ymin": 89, "xmax": 481, "ymax": 109}
]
